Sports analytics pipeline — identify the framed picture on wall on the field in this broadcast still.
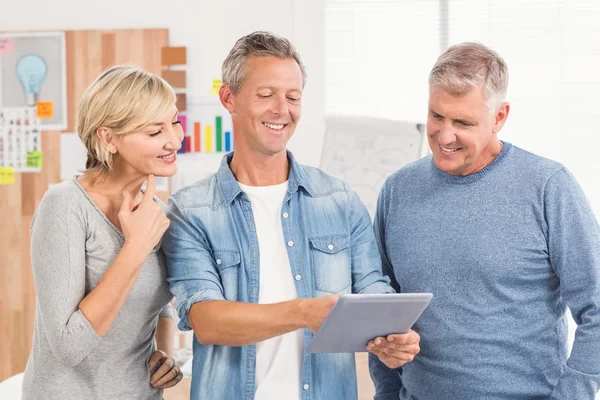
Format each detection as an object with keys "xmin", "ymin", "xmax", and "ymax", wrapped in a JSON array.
[{"xmin": 0, "ymin": 31, "xmax": 67, "ymax": 131}]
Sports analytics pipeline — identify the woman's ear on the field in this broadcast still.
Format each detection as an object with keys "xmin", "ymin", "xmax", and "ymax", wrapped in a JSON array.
[{"xmin": 97, "ymin": 127, "xmax": 117, "ymax": 154}]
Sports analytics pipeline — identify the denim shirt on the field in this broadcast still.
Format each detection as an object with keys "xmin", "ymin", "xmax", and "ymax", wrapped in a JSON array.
[{"xmin": 162, "ymin": 151, "xmax": 394, "ymax": 400}]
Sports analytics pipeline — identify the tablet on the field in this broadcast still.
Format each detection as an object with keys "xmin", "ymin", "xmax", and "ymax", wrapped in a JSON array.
[{"xmin": 306, "ymin": 293, "xmax": 432, "ymax": 353}]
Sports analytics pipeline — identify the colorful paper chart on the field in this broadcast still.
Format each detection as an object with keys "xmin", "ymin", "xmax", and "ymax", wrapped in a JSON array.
[
  {"xmin": 179, "ymin": 97, "xmax": 234, "ymax": 155},
  {"xmin": 0, "ymin": 107, "xmax": 43, "ymax": 172}
]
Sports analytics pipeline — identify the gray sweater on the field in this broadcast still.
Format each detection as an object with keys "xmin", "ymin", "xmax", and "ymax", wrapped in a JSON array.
[
  {"xmin": 369, "ymin": 142, "xmax": 600, "ymax": 399},
  {"xmin": 22, "ymin": 177, "xmax": 173, "ymax": 400}
]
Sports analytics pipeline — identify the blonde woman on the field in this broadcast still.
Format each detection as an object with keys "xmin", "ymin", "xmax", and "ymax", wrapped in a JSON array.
[{"xmin": 22, "ymin": 65, "xmax": 184, "ymax": 399}]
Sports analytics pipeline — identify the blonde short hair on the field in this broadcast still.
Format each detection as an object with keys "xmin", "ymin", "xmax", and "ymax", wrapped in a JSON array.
[
  {"xmin": 429, "ymin": 42, "xmax": 509, "ymax": 114},
  {"xmin": 77, "ymin": 65, "xmax": 176, "ymax": 174}
]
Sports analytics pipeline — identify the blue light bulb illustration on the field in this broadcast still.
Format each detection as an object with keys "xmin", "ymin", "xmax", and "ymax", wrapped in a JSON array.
[{"xmin": 16, "ymin": 54, "xmax": 48, "ymax": 107}]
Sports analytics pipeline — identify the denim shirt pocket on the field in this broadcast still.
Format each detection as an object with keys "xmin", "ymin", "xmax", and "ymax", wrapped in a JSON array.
[
  {"xmin": 309, "ymin": 235, "xmax": 352, "ymax": 294},
  {"xmin": 213, "ymin": 249, "xmax": 241, "ymax": 301}
]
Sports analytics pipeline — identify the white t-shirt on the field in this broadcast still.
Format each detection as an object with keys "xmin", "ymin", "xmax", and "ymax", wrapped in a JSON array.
[{"xmin": 238, "ymin": 181, "xmax": 303, "ymax": 400}]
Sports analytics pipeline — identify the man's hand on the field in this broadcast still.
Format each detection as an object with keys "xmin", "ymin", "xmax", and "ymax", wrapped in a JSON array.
[
  {"xmin": 300, "ymin": 294, "xmax": 340, "ymax": 333},
  {"xmin": 367, "ymin": 329, "xmax": 420, "ymax": 369}
]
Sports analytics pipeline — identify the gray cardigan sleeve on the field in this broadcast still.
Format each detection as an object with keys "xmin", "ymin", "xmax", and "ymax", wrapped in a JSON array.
[
  {"xmin": 158, "ymin": 302, "xmax": 174, "ymax": 319},
  {"xmin": 30, "ymin": 186, "xmax": 102, "ymax": 367}
]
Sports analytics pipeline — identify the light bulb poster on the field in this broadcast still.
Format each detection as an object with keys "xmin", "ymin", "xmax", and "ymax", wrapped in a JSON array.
[{"xmin": 0, "ymin": 32, "xmax": 67, "ymax": 131}]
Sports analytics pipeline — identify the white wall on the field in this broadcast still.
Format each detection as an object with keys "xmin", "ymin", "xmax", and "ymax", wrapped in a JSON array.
[
  {"xmin": 0, "ymin": 0, "xmax": 325, "ymax": 167},
  {"xmin": 447, "ymin": 0, "xmax": 600, "ymax": 222}
]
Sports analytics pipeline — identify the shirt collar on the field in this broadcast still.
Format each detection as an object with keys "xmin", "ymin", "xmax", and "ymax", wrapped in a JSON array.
[{"xmin": 216, "ymin": 150, "xmax": 316, "ymax": 205}]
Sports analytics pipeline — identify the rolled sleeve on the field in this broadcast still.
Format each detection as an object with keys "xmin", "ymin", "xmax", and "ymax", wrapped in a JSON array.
[
  {"xmin": 162, "ymin": 196, "xmax": 226, "ymax": 332},
  {"xmin": 175, "ymin": 289, "xmax": 225, "ymax": 331}
]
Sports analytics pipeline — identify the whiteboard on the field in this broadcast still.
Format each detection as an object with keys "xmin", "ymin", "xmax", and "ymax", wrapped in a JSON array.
[
  {"xmin": 319, "ymin": 115, "xmax": 428, "ymax": 219},
  {"xmin": 59, "ymin": 132, "xmax": 86, "ymax": 180}
]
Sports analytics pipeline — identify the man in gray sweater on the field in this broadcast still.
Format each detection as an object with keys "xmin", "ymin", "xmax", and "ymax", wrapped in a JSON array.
[{"xmin": 369, "ymin": 42, "xmax": 600, "ymax": 399}]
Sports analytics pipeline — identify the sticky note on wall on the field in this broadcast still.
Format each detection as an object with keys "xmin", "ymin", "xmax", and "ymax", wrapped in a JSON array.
[
  {"xmin": 161, "ymin": 47, "xmax": 187, "ymax": 65},
  {"xmin": 0, "ymin": 167, "xmax": 15, "ymax": 184},
  {"xmin": 162, "ymin": 70, "xmax": 186, "ymax": 89},
  {"xmin": 37, "ymin": 101, "xmax": 54, "ymax": 119},
  {"xmin": 212, "ymin": 79, "xmax": 222, "ymax": 95},
  {"xmin": 177, "ymin": 93, "xmax": 187, "ymax": 111},
  {"xmin": 0, "ymin": 38, "xmax": 14, "ymax": 55},
  {"xmin": 178, "ymin": 114, "xmax": 187, "ymax": 134},
  {"xmin": 26, "ymin": 151, "xmax": 43, "ymax": 169}
]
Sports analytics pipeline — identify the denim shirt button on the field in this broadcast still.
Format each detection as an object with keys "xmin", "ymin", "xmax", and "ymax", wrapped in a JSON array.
[
  {"xmin": 327, "ymin": 244, "xmax": 334, "ymax": 250},
  {"xmin": 295, "ymin": 274, "xmax": 302, "ymax": 281},
  {"xmin": 282, "ymin": 212, "xmax": 289, "ymax": 218},
  {"xmin": 303, "ymin": 384, "xmax": 309, "ymax": 390},
  {"xmin": 287, "ymin": 240, "xmax": 294, "ymax": 247},
  {"xmin": 216, "ymin": 258, "xmax": 222, "ymax": 265}
]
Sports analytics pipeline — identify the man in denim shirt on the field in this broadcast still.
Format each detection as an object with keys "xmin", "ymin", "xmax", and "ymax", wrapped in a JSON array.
[{"xmin": 162, "ymin": 31, "xmax": 420, "ymax": 400}]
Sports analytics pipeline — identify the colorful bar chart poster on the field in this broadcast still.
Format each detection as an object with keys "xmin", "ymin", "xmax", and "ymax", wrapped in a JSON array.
[{"xmin": 179, "ymin": 96, "xmax": 234, "ymax": 155}]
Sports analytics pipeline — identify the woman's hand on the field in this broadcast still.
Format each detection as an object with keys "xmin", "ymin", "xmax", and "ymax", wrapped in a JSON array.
[
  {"xmin": 119, "ymin": 174, "xmax": 170, "ymax": 256},
  {"xmin": 148, "ymin": 350, "xmax": 184, "ymax": 389}
]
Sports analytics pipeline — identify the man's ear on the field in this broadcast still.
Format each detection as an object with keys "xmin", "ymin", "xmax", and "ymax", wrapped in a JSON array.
[
  {"xmin": 492, "ymin": 102, "xmax": 510, "ymax": 134},
  {"xmin": 219, "ymin": 84, "xmax": 236, "ymax": 115},
  {"xmin": 96, "ymin": 127, "xmax": 117, "ymax": 154}
]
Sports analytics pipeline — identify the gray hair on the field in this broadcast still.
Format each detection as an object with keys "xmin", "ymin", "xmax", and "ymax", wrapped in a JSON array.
[
  {"xmin": 429, "ymin": 42, "xmax": 509, "ymax": 114},
  {"xmin": 222, "ymin": 31, "xmax": 307, "ymax": 94}
]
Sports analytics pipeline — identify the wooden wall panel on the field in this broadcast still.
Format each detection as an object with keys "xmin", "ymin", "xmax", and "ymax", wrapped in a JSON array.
[
  {"xmin": 0, "ymin": 28, "xmax": 169, "ymax": 382},
  {"xmin": 0, "ymin": 174, "xmax": 24, "ymax": 379}
]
